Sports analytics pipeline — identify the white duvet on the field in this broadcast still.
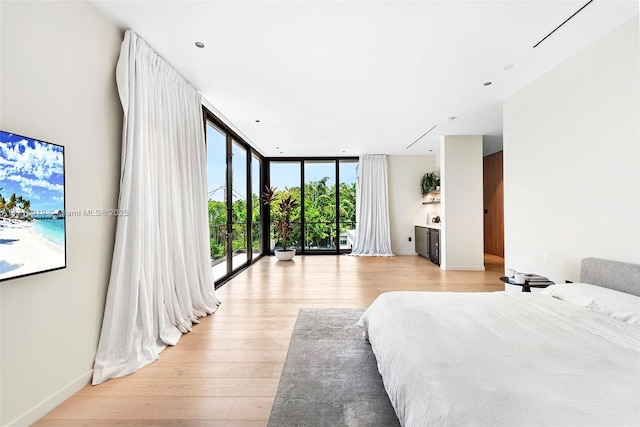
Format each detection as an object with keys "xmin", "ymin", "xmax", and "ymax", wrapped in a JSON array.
[{"xmin": 358, "ymin": 291, "xmax": 640, "ymax": 427}]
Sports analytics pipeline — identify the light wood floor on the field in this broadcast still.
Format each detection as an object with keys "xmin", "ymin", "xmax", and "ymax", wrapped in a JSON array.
[{"xmin": 36, "ymin": 254, "xmax": 504, "ymax": 426}]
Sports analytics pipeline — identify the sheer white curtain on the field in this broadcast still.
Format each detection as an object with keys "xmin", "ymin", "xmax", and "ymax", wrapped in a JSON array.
[
  {"xmin": 92, "ymin": 30, "xmax": 220, "ymax": 385},
  {"xmin": 350, "ymin": 154, "xmax": 394, "ymax": 256}
]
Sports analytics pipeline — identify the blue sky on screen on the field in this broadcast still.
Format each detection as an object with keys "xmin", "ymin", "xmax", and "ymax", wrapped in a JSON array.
[{"xmin": 0, "ymin": 131, "xmax": 64, "ymax": 212}]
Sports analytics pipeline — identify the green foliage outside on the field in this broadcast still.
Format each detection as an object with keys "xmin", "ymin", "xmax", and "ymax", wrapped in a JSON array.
[
  {"xmin": 207, "ymin": 177, "xmax": 357, "ymax": 259},
  {"xmin": 208, "ymin": 194, "xmax": 260, "ymax": 259}
]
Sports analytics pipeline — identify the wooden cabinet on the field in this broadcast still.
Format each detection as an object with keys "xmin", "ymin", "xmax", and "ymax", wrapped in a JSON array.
[
  {"xmin": 415, "ymin": 226, "xmax": 429, "ymax": 258},
  {"xmin": 415, "ymin": 226, "xmax": 439, "ymax": 265}
]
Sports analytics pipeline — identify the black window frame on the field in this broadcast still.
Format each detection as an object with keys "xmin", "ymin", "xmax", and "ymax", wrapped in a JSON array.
[
  {"xmin": 203, "ymin": 108, "xmax": 265, "ymax": 289},
  {"xmin": 264, "ymin": 156, "xmax": 359, "ymax": 256}
]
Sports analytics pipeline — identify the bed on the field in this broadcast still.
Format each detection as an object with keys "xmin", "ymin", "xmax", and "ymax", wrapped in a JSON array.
[{"xmin": 358, "ymin": 258, "xmax": 640, "ymax": 426}]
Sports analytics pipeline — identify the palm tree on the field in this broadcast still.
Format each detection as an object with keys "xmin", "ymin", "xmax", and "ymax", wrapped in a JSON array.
[
  {"xmin": 15, "ymin": 196, "xmax": 24, "ymax": 216},
  {"xmin": 20, "ymin": 199, "xmax": 31, "ymax": 212},
  {"xmin": 7, "ymin": 193, "xmax": 17, "ymax": 211}
]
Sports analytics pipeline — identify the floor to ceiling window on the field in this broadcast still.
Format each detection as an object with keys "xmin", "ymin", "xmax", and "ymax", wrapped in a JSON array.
[
  {"xmin": 339, "ymin": 160, "xmax": 358, "ymax": 250},
  {"xmin": 267, "ymin": 158, "xmax": 357, "ymax": 255},
  {"xmin": 231, "ymin": 140, "xmax": 248, "ymax": 271},
  {"xmin": 205, "ymin": 110, "xmax": 263, "ymax": 287},
  {"xmin": 304, "ymin": 161, "xmax": 336, "ymax": 251},
  {"xmin": 268, "ymin": 161, "xmax": 301, "ymax": 251},
  {"xmin": 206, "ymin": 123, "xmax": 228, "ymax": 282},
  {"xmin": 251, "ymin": 153, "xmax": 262, "ymax": 259}
]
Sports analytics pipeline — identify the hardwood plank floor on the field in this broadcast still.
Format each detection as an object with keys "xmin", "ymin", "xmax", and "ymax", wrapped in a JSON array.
[{"xmin": 35, "ymin": 254, "xmax": 504, "ymax": 426}]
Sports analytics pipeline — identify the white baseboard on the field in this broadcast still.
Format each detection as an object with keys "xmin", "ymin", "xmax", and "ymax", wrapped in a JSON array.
[
  {"xmin": 440, "ymin": 266, "xmax": 486, "ymax": 271},
  {"xmin": 7, "ymin": 369, "xmax": 93, "ymax": 427},
  {"xmin": 395, "ymin": 251, "xmax": 419, "ymax": 256}
]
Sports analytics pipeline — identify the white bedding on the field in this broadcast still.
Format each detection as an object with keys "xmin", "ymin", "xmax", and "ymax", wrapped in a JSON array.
[{"xmin": 358, "ymin": 291, "xmax": 640, "ymax": 426}]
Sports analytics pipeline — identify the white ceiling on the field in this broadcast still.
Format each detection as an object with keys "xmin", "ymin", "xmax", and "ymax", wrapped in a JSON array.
[{"xmin": 91, "ymin": 0, "xmax": 638, "ymax": 157}]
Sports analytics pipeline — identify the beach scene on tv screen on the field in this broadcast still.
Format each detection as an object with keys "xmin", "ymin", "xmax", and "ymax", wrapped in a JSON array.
[{"xmin": 0, "ymin": 131, "xmax": 65, "ymax": 281}]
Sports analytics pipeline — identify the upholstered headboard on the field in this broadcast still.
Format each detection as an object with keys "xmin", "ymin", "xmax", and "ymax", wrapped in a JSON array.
[{"xmin": 580, "ymin": 257, "xmax": 640, "ymax": 297}]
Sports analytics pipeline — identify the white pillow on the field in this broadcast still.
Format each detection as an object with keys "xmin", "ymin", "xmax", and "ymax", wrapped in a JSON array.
[{"xmin": 541, "ymin": 283, "xmax": 640, "ymax": 325}]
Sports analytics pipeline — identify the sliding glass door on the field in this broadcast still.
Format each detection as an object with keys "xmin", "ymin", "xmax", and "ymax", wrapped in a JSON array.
[
  {"xmin": 231, "ymin": 140, "xmax": 248, "ymax": 271},
  {"xmin": 304, "ymin": 161, "xmax": 336, "ymax": 251},
  {"xmin": 251, "ymin": 153, "xmax": 262, "ymax": 258},
  {"xmin": 206, "ymin": 123, "xmax": 228, "ymax": 282},
  {"xmin": 268, "ymin": 161, "xmax": 301, "ymax": 251},
  {"xmin": 205, "ymin": 114, "xmax": 263, "ymax": 286}
]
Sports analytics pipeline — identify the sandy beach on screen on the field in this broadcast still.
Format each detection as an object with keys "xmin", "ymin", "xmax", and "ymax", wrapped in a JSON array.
[{"xmin": 0, "ymin": 219, "xmax": 65, "ymax": 280}]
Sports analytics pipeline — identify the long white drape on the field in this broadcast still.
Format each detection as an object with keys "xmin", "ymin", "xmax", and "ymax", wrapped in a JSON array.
[
  {"xmin": 93, "ymin": 30, "xmax": 220, "ymax": 385},
  {"xmin": 350, "ymin": 154, "xmax": 394, "ymax": 256}
]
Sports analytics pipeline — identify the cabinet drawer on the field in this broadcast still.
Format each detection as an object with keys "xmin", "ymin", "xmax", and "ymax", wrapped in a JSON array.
[{"xmin": 414, "ymin": 226, "xmax": 429, "ymax": 258}]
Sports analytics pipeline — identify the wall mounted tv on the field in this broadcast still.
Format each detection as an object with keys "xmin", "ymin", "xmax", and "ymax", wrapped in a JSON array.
[{"xmin": 0, "ymin": 130, "xmax": 66, "ymax": 282}]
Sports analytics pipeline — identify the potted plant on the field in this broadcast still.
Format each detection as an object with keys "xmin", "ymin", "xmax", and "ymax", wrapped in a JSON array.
[
  {"xmin": 261, "ymin": 186, "xmax": 299, "ymax": 261},
  {"xmin": 420, "ymin": 171, "xmax": 440, "ymax": 198}
]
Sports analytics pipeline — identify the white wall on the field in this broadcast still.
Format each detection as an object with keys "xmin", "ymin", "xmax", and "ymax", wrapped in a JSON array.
[
  {"xmin": 0, "ymin": 2, "xmax": 122, "ymax": 425},
  {"xmin": 388, "ymin": 155, "xmax": 437, "ymax": 255},
  {"xmin": 504, "ymin": 17, "xmax": 639, "ymax": 283},
  {"xmin": 440, "ymin": 135, "xmax": 485, "ymax": 270}
]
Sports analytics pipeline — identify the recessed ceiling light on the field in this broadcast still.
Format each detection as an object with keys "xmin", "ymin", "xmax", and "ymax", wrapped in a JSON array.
[
  {"xmin": 275, "ymin": 146, "xmax": 280, "ymax": 149},
  {"xmin": 279, "ymin": 151, "xmax": 283, "ymax": 154},
  {"xmin": 342, "ymin": 150, "xmax": 346, "ymax": 153},
  {"xmin": 195, "ymin": 41, "xmax": 205, "ymax": 48},
  {"xmin": 447, "ymin": 116, "xmax": 457, "ymax": 121},
  {"xmin": 255, "ymin": 119, "xmax": 261, "ymax": 123},
  {"xmin": 429, "ymin": 149, "xmax": 433, "ymax": 152},
  {"xmin": 483, "ymin": 81, "xmax": 492, "ymax": 86},
  {"xmin": 503, "ymin": 64, "xmax": 514, "ymax": 71}
]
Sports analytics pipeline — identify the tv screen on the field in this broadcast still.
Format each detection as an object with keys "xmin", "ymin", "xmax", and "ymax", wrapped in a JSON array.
[{"xmin": 0, "ymin": 130, "xmax": 66, "ymax": 282}]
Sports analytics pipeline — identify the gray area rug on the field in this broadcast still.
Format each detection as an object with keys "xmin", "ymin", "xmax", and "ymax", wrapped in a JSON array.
[{"xmin": 267, "ymin": 308, "xmax": 400, "ymax": 427}]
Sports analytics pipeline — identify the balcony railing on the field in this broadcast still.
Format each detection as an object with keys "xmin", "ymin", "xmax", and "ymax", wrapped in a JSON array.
[
  {"xmin": 300, "ymin": 221, "xmax": 354, "ymax": 250},
  {"xmin": 209, "ymin": 222, "xmax": 260, "ymax": 261},
  {"xmin": 209, "ymin": 220, "xmax": 356, "ymax": 258}
]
